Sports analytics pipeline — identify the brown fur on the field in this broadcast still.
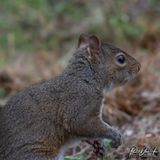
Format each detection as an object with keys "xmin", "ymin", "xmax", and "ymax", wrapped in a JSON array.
[{"xmin": 0, "ymin": 34, "xmax": 140, "ymax": 160}]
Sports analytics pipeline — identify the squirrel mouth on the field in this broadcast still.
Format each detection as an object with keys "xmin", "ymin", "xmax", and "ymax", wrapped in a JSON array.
[
  {"xmin": 120, "ymin": 73, "xmax": 133, "ymax": 85},
  {"xmin": 127, "ymin": 71, "xmax": 135, "ymax": 81}
]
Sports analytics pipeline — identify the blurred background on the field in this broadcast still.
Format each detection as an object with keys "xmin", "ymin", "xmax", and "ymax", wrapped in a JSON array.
[{"xmin": 0, "ymin": 0, "xmax": 160, "ymax": 159}]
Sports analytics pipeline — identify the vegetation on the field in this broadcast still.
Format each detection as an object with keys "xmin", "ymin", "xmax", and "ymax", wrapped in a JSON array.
[{"xmin": 0, "ymin": 0, "xmax": 159, "ymax": 56}]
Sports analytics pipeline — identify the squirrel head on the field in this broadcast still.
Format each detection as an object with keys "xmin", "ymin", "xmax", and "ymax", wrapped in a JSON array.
[{"xmin": 78, "ymin": 34, "xmax": 140, "ymax": 89}]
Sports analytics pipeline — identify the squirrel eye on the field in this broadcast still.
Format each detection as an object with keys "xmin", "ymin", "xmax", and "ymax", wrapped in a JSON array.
[{"xmin": 116, "ymin": 54, "xmax": 126, "ymax": 64}]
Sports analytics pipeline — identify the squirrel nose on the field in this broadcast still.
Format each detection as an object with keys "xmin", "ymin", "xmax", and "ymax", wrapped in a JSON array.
[{"xmin": 137, "ymin": 63, "xmax": 141, "ymax": 72}]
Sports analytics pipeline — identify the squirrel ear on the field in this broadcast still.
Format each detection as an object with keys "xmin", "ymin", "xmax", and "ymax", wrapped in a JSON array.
[
  {"xmin": 89, "ymin": 35, "xmax": 101, "ymax": 55},
  {"xmin": 78, "ymin": 33, "xmax": 90, "ymax": 48}
]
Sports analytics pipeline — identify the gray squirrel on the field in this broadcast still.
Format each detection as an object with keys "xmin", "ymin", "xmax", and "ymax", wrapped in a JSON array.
[{"xmin": 0, "ymin": 34, "xmax": 140, "ymax": 160}]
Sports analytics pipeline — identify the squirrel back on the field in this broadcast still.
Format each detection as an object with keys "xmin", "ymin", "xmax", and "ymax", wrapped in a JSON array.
[{"xmin": 0, "ymin": 34, "xmax": 140, "ymax": 160}]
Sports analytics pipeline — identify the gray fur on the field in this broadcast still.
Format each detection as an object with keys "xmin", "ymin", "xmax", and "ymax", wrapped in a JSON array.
[{"xmin": 0, "ymin": 39, "xmax": 140, "ymax": 160}]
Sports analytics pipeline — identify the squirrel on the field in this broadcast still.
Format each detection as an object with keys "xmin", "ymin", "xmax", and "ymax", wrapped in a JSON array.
[{"xmin": 0, "ymin": 34, "xmax": 140, "ymax": 160}]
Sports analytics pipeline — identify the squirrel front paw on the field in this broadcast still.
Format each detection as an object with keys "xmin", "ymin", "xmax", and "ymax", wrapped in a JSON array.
[
  {"xmin": 108, "ymin": 128, "xmax": 122, "ymax": 148},
  {"xmin": 103, "ymin": 122, "xmax": 122, "ymax": 148}
]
